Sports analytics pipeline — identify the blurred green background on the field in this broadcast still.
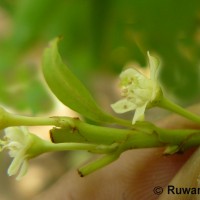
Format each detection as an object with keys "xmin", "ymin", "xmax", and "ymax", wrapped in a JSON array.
[
  {"xmin": 0, "ymin": 0, "xmax": 200, "ymax": 114},
  {"xmin": 0, "ymin": 0, "xmax": 200, "ymax": 199}
]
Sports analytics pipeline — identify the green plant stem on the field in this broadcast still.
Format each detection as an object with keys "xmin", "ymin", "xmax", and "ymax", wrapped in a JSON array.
[
  {"xmin": 40, "ymin": 141, "xmax": 117, "ymax": 154},
  {"xmin": 4, "ymin": 110, "xmax": 200, "ymax": 153},
  {"xmin": 7, "ymin": 114, "xmax": 56, "ymax": 127},
  {"xmin": 50, "ymin": 117, "xmax": 138, "ymax": 145},
  {"xmin": 44, "ymin": 142, "xmax": 99, "ymax": 152},
  {"xmin": 50, "ymin": 117, "xmax": 200, "ymax": 151},
  {"xmin": 0, "ymin": 107, "xmax": 58, "ymax": 129},
  {"xmin": 0, "ymin": 108, "xmax": 74, "ymax": 129},
  {"xmin": 158, "ymin": 97, "xmax": 200, "ymax": 124},
  {"xmin": 2, "ymin": 107, "xmax": 200, "ymax": 176},
  {"xmin": 78, "ymin": 153, "xmax": 120, "ymax": 177},
  {"xmin": 2, "ymin": 105, "xmax": 200, "ymax": 174}
]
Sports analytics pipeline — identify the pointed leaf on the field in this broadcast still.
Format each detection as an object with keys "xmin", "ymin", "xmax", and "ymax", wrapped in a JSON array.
[{"xmin": 42, "ymin": 38, "xmax": 115, "ymax": 123}]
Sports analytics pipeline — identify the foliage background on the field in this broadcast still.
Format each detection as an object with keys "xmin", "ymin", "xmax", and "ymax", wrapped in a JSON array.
[{"xmin": 0, "ymin": 0, "xmax": 200, "ymax": 199}]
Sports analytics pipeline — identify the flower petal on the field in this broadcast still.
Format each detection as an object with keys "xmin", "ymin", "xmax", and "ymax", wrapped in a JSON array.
[
  {"xmin": 111, "ymin": 99, "xmax": 137, "ymax": 113},
  {"xmin": 132, "ymin": 103, "xmax": 147, "ymax": 124},
  {"xmin": 147, "ymin": 52, "xmax": 159, "ymax": 81},
  {"xmin": 134, "ymin": 88, "xmax": 152, "ymax": 100},
  {"xmin": 5, "ymin": 127, "xmax": 27, "ymax": 143},
  {"xmin": 120, "ymin": 68, "xmax": 146, "ymax": 85},
  {"xmin": 16, "ymin": 160, "xmax": 29, "ymax": 181},
  {"xmin": 7, "ymin": 151, "xmax": 25, "ymax": 176}
]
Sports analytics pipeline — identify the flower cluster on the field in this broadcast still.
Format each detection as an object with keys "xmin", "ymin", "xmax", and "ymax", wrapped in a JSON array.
[
  {"xmin": 0, "ymin": 126, "xmax": 49, "ymax": 180},
  {"xmin": 111, "ymin": 52, "xmax": 162, "ymax": 124},
  {"xmin": 0, "ymin": 127, "xmax": 32, "ymax": 180}
]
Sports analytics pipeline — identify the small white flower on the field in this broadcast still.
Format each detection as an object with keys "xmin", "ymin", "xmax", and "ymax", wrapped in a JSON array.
[
  {"xmin": 111, "ymin": 52, "xmax": 161, "ymax": 124},
  {"xmin": 0, "ymin": 127, "xmax": 32, "ymax": 180}
]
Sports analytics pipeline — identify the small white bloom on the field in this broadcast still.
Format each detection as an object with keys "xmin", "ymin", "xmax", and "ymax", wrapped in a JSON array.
[
  {"xmin": 0, "ymin": 127, "xmax": 32, "ymax": 180},
  {"xmin": 111, "ymin": 52, "xmax": 161, "ymax": 124}
]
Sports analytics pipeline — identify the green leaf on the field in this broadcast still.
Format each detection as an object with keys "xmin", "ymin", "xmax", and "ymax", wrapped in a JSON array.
[{"xmin": 42, "ymin": 38, "xmax": 117, "ymax": 123}]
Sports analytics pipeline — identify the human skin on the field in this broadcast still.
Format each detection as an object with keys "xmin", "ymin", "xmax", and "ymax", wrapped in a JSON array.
[{"xmin": 34, "ymin": 104, "xmax": 200, "ymax": 200}]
